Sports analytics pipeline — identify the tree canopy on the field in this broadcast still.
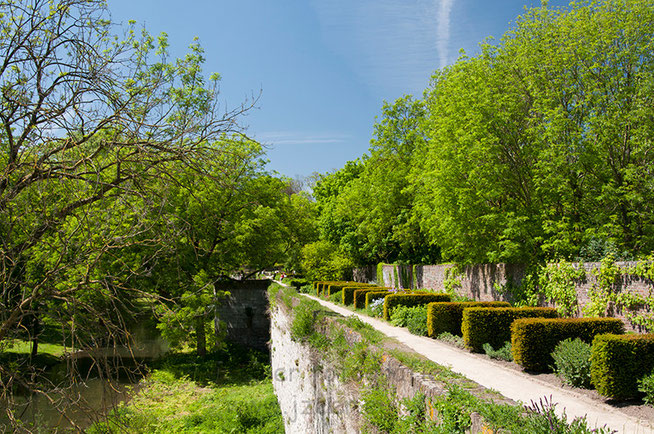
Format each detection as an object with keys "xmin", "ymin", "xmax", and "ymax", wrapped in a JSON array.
[{"xmin": 314, "ymin": 0, "xmax": 654, "ymax": 266}]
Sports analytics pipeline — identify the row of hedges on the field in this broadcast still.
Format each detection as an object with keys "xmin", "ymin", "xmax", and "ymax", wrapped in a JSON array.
[
  {"xmin": 427, "ymin": 302, "xmax": 511, "ymax": 338},
  {"xmin": 591, "ymin": 333, "xmax": 654, "ymax": 399},
  {"xmin": 461, "ymin": 307, "xmax": 559, "ymax": 353},
  {"xmin": 311, "ymin": 280, "xmax": 654, "ymax": 401},
  {"xmin": 383, "ymin": 293, "xmax": 450, "ymax": 321},
  {"xmin": 511, "ymin": 317, "xmax": 625, "ymax": 372}
]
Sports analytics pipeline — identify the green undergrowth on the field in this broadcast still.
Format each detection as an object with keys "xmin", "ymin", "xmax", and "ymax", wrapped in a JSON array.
[
  {"xmin": 89, "ymin": 343, "xmax": 281, "ymax": 433},
  {"xmin": 276, "ymin": 284, "xmax": 610, "ymax": 433}
]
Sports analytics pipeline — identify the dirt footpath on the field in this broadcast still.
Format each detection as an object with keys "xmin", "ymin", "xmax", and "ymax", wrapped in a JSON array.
[{"xmin": 304, "ymin": 294, "xmax": 654, "ymax": 434}]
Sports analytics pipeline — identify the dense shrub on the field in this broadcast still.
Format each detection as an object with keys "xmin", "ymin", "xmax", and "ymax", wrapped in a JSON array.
[
  {"xmin": 287, "ymin": 278, "xmax": 310, "ymax": 290},
  {"xmin": 638, "ymin": 373, "xmax": 654, "ymax": 405},
  {"xmin": 383, "ymin": 293, "xmax": 450, "ymax": 320},
  {"xmin": 551, "ymin": 338, "xmax": 592, "ymax": 388},
  {"xmin": 390, "ymin": 306, "xmax": 428, "ymax": 336},
  {"xmin": 365, "ymin": 291, "xmax": 392, "ymax": 308},
  {"xmin": 483, "ymin": 341, "xmax": 512, "ymax": 362},
  {"xmin": 511, "ymin": 317, "xmax": 624, "ymax": 372},
  {"xmin": 427, "ymin": 301, "xmax": 511, "ymax": 337},
  {"xmin": 329, "ymin": 290, "xmax": 343, "ymax": 304},
  {"xmin": 353, "ymin": 288, "xmax": 390, "ymax": 309},
  {"xmin": 591, "ymin": 333, "xmax": 654, "ymax": 399},
  {"xmin": 462, "ymin": 307, "xmax": 558, "ymax": 353},
  {"xmin": 326, "ymin": 282, "xmax": 370, "ymax": 298}
]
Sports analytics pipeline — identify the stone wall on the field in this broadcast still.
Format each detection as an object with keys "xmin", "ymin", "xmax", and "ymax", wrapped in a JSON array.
[
  {"xmin": 362, "ymin": 262, "xmax": 654, "ymax": 330},
  {"xmin": 269, "ymin": 293, "xmax": 513, "ymax": 433},
  {"xmin": 215, "ymin": 279, "xmax": 271, "ymax": 351}
]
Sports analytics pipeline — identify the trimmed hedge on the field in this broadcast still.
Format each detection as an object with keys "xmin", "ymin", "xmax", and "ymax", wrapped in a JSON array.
[
  {"xmin": 288, "ymin": 278, "xmax": 310, "ymax": 289},
  {"xmin": 427, "ymin": 301, "xmax": 511, "ymax": 338},
  {"xmin": 462, "ymin": 307, "xmax": 558, "ymax": 353},
  {"xmin": 326, "ymin": 282, "xmax": 371, "ymax": 298},
  {"xmin": 365, "ymin": 291, "xmax": 393, "ymax": 309},
  {"xmin": 383, "ymin": 293, "xmax": 450, "ymax": 321},
  {"xmin": 591, "ymin": 333, "xmax": 654, "ymax": 399},
  {"xmin": 353, "ymin": 287, "xmax": 391, "ymax": 309},
  {"xmin": 511, "ymin": 317, "xmax": 625, "ymax": 372}
]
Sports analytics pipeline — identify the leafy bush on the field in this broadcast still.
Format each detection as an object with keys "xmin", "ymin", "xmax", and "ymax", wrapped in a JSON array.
[
  {"xmin": 369, "ymin": 298, "xmax": 385, "ymax": 317},
  {"xmin": 427, "ymin": 301, "xmax": 511, "ymax": 337},
  {"xmin": 383, "ymin": 293, "xmax": 450, "ymax": 320},
  {"xmin": 354, "ymin": 287, "xmax": 391, "ymax": 309},
  {"xmin": 551, "ymin": 338, "xmax": 592, "ymax": 388},
  {"xmin": 462, "ymin": 307, "xmax": 558, "ymax": 353},
  {"xmin": 341, "ymin": 284, "xmax": 378, "ymax": 305},
  {"xmin": 591, "ymin": 333, "xmax": 654, "ymax": 399},
  {"xmin": 437, "ymin": 332, "xmax": 465, "ymax": 348},
  {"xmin": 483, "ymin": 341, "xmax": 513, "ymax": 362},
  {"xmin": 365, "ymin": 291, "xmax": 392, "ymax": 308},
  {"xmin": 328, "ymin": 290, "xmax": 343, "ymax": 304},
  {"xmin": 390, "ymin": 306, "xmax": 428, "ymax": 336},
  {"xmin": 638, "ymin": 372, "xmax": 654, "ymax": 405},
  {"xmin": 523, "ymin": 395, "xmax": 614, "ymax": 433},
  {"xmin": 511, "ymin": 317, "xmax": 624, "ymax": 372}
]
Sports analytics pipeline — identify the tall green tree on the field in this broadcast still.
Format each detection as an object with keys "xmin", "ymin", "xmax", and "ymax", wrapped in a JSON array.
[{"xmin": 0, "ymin": 0, "xmax": 256, "ymax": 423}]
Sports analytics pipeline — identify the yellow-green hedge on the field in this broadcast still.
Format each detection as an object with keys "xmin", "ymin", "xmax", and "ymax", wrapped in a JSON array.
[
  {"xmin": 383, "ymin": 293, "xmax": 450, "ymax": 321},
  {"xmin": 462, "ymin": 307, "xmax": 558, "ymax": 353},
  {"xmin": 365, "ymin": 291, "xmax": 393, "ymax": 309},
  {"xmin": 591, "ymin": 333, "xmax": 654, "ymax": 399},
  {"xmin": 353, "ymin": 287, "xmax": 391, "ymax": 309},
  {"xmin": 427, "ymin": 301, "xmax": 511, "ymax": 338},
  {"xmin": 511, "ymin": 317, "xmax": 624, "ymax": 372}
]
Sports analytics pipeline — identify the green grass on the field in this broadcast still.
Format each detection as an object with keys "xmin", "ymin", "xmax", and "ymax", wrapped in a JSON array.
[
  {"xmin": 88, "ymin": 343, "xmax": 282, "ymax": 433},
  {"xmin": 2, "ymin": 339, "xmax": 68, "ymax": 357},
  {"xmin": 89, "ymin": 371, "xmax": 283, "ymax": 433}
]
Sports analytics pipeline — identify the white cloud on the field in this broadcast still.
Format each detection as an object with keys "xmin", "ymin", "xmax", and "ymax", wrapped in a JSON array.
[
  {"xmin": 256, "ymin": 131, "xmax": 350, "ymax": 146},
  {"xmin": 437, "ymin": 0, "xmax": 455, "ymax": 69},
  {"xmin": 311, "ymin": 0, "xmax": 455, "ymax": 97}
]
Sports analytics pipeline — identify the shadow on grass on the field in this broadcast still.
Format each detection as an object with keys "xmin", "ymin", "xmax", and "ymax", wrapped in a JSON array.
[{"xmin": 150, "ymin": 342, "xmax": 271, "ymax": 386}]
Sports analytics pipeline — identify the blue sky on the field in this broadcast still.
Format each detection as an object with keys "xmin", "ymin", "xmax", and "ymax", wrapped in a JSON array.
[{"xmin": 108, "ymin": 0, "xmax": 571, "ymax": 179}]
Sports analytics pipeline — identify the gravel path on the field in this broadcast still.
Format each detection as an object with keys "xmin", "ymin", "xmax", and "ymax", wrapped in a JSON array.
[{"xmin": 304, "ymin": 294, "xmax": 654, "ymax": 434}]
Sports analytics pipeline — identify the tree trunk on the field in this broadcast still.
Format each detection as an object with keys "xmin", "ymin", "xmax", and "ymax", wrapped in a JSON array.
[
  {"xmin": 196, "ymin": 315, "xmax": 206, "ymax": 357},
  {"xmin": 30, "ymin": 309, "xmax": 40, "ymax": 360}
]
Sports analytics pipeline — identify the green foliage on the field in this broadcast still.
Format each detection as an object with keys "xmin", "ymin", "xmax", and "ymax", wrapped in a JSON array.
[
  {"xmin": 638, "ymin": 372, "xmax": 654, "ymax": 406},
  {"xmin": 539, "ymin": 261, "xmax": 586, "ymax": 317},
  {"xmin": 591, "ymin": 333, "xmax": 654, "ymax": 399},
  {"xmin": 462, "ymin": 307, "xmax": 558, "ymax": 353},
  {"xmin": 551, "ymin": 338, "xmax": 592, "ymax": 388},
  {"xmin": 483, "ymin": 341, "xmax": 513, "ymax": 362},
  {"xmin": 584, "ymin": 255, "xmax": 622, "ymax": 317},
  {"xmin": 376, "ymin": 263, "xmax": 386, "ymax": 286},
  {"xmin": 522, "ymin": 396, "xmax": 614, "ymax": 434},
  {"xmin": 511, "ymin": 317, "xmax": 624, "ymax": 372},
  {"xmin": 290, "ymin": 298, "xmax": 323, "ymax": 343},
  {"xmin": 436, "ymin": 332, "xmax": 465, "ymax": 349},
  {"xmin": 328, "ymin": 290, "xmax": 343, "ymax": 304},
  {"xmin": 390, "ymin": 306, "xmax": 428, "ymax": 336},
  {"xmin": 383, "ymin": 293, "xmax": 450, "ymax": 321},
  {"xmin": 365, "ymin": 291, "xmax": 392, "ymax": 308},
  {"xmin": 427, "ymin": 301, "xmax": 511, "ymax": 337},
  {"xmin": 353, "ymin": 287, "xmax": 390, "ymax": 309},
  {"xmin": 341, "ymin": 284, "xmax": 376, "ymax": 305},
  {"xmin": 443, "ymin": 264, "xmax": 463, "ymax": 297},
  {"xmin": 300, "ymin": 240, "xmax": 354, "ymax": 281}
]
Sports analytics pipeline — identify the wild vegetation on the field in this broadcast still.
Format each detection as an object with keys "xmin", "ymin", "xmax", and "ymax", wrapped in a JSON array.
[
  {"xmin": 306, "ymin": 0, "xmax": 654, "ymax": 269},
  {"xmin": 0, "ymin": 0, "xmax": 315, "ymax": 429}
]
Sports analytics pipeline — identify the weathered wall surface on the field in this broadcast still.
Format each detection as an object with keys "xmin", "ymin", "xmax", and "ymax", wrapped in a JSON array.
[
  {"xmin": 364, "ymin": 262, "xmax": 653, "ymax": 330},
  {"xmin": 215, "ymin": 279, "xmax": 271, "ymax": 351},
  {"xmin": 269, "ymin": 294, "xmax": 511, "ymax": 433},
  {"xmin": 270, "ymin": 302, "xmax": 362, "ymax": 433}
]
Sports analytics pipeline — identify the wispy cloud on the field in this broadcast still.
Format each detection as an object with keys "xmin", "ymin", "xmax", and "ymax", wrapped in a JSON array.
[
  {"xmin": 437, "ymin": 0, "xmax": 455, "ymax": 69},
  {"xmin": 256, "ymin": 131, "xmax": 351, "ymax": 146},
  {"xmin": 311, "ymin": 0, "xmax": 455, "ymax": 97}
]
